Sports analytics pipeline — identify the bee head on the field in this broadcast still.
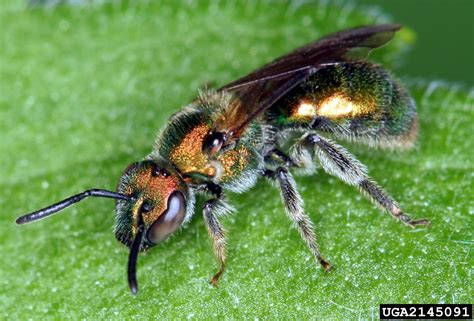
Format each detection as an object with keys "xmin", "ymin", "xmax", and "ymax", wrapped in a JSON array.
[
  {"xmin": 115, "ymin": 159, "xmax": 189, "ymax": 250},
  {"xmin": 15, "ymin": 157, "xmax": 190, "ymax": 295},
  {"xmin": 114, "ymin": 158, "xmax": 191, "ymax": 294}
]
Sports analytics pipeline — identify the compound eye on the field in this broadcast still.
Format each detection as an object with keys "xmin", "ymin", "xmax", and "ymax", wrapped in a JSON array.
[
  {"xmin": 202, "ymin": 132, "xmax": 225, "ymax": 156},
  {"xmin": 147, "ymin": 192, "xmax": 186, "ymax": 244}
]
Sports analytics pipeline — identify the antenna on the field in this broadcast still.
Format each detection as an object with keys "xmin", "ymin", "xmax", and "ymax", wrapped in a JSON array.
[
  {"xmin": 15, "ymin": 189, "xmax": 135, "ymax": 225},
  {"xmin": 128, "ymin": 212, "xmax": 144, "ymax": 295}
]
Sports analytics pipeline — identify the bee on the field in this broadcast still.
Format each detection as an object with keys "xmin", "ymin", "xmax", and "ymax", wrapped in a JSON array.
[{"xmin": 16, "ymin": 24, "xmax": 430, "ymax": 295}]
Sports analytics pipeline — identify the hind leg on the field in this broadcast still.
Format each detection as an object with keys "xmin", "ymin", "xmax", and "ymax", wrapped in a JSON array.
[{"xmin": 291, "ymin": 133, "xmax": 430, "ymax": 227}]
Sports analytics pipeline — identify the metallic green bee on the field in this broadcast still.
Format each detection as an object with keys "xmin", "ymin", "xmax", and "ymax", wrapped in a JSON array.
[{"xmin": 16, "ymin": 24, "xmax": 430, "ymax": 294}]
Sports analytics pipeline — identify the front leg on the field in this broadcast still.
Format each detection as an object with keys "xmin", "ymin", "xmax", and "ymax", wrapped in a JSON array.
[
  {"xmin": 201, "ymin": 183, "xmax": 231, "ymax": 286},
  {"xmin": 264, "ymin": 167, "xmax": 332, "ymax": 271}
]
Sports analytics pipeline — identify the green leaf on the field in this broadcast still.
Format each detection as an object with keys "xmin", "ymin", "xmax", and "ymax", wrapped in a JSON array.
[{"xmin": 1, "ymin": 1, "xmax": 472, "ymax": 319}]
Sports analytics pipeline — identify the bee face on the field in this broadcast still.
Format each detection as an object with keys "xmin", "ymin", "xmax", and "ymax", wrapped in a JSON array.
[{"xmin": 115, "ymin": 159, "xmax": 188, "ymax": 250}]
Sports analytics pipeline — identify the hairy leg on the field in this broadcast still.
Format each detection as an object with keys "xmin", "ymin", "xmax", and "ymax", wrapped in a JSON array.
[
  {"xmin": 201, "ymin": 183, "xmax": 231, "ymax": 286},
  {"xmin": 264, "ymin": 167, "xmax": 332, "ymax": 271},
  {"xmin": 296, "ymin": 133, "xmax": 429, "ymax": 227}
]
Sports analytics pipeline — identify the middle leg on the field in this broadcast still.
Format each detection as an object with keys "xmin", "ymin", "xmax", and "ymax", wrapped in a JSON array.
[{"xmin": 264, "ymin": 167, "xmax": 332, "ymax": 271}]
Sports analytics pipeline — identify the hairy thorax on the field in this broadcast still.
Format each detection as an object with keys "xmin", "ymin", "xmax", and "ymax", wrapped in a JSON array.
[{"xmin": 151, "ymin": 92, "xmax": 264, "ymax": 192}]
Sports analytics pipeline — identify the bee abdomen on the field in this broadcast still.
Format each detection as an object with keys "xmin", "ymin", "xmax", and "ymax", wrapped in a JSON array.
[{"xmin": 267, "ymin": 62, "xmax": 418, "ymax": 149}]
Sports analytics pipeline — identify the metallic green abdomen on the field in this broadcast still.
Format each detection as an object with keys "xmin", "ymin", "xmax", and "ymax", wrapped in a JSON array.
[{"xmin": 267, "ymin": 62, "xmax": 418, "ymax": 148}]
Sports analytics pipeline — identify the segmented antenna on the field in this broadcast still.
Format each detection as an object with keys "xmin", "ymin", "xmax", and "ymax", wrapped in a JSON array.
[
  {"xmin": 128, "ymin": 212, "xmax": 144, "ymax": 295},
  {"xmin": 15, "ymin": 189, "xmax": 134, "ymax": 225}
]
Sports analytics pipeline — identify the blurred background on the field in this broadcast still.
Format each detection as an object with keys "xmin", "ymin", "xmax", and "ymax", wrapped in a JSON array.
[
  {"xmin": 361, "ymin": 0, "xmax": 473, "ymax": 86},
  {"xmin": 23, "ymin": 0, "xmax": 474, "ymax": 86}
]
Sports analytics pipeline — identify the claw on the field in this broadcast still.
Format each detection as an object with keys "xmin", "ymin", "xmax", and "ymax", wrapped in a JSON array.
[
  {"xmin": 320, "ymin": 258, "xmax": 333, "ymax": 272},
  {"xmin": 407, "ymin": 218, "xmax": 431, "ymax": 228},
  {"xmin": 210, "ymin": 268, "xmax": 224, "ymax": 287},
  {"xmin": 395, "ymin": 208, "xmax": 431, "ymax": 229}
]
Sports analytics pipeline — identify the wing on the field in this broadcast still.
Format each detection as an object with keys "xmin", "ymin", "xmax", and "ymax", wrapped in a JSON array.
[{"xmin": 214, "ymin": 24, "xmax": 401, "ymax": 141}]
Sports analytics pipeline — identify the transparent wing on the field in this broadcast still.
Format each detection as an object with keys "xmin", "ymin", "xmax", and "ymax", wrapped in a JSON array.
[{"xmin": 214, "ymin": 24, "xmax": 401, "ymax": 140}]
